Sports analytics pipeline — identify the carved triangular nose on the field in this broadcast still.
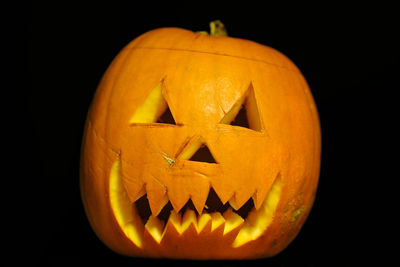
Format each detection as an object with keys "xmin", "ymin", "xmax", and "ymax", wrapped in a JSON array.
[
  {"xmin": 188, "ymin": 143, "xmax": 216, "ymax": 163},
  {"xmin": 177, "ymin": 136, "xmax": 217, "ymax": 163}
]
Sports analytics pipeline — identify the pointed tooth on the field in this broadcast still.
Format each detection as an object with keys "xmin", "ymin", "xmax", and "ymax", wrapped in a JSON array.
[
  {"xmin": 151, "ymin": 194, "xmax": 169, "ymax": 216},
  {"xmin": 228, "ymin": 195, "xmax": 240, "ymax": 210},
  {"xmin": 253, "ymin": 170, "xmax": 281, "ymax": 210},
  {"xmin": 197, "ymin": 213, "xmax": 212, "ymax": 233},
  {"xmin": 211, "ymin": 185, "xmax": 234, "ymax": 205},
  {"xmin": 210, "ymin": 212, "xmax": 225, "ymax": 232},
  {"xmin": 233, "ymin": 176, "xmax": 283, "ymax": 247},
  {"xmin": 222, "ymin": 208, "xmax": 244, "ymax": 235},
  {"xmin": 252, "ymin": 191, "xmax": 262, "ymax": 210},
  {"xmin": 166, "ymin": 210, "xmax": 183, "ymax": 234},
  {"xmin": 253, "ymin": 186, "xmax": 269, "ymax": 210},
  {"xmin": 234, "ymin": 189, "xmax": 256, "ymax": 210},
  {"xmin": 134, "ymin": 185, "xmax": 146, "ymax": 202},
  {"xmin": 120, "ymin": 157, "xmax": 146, "ymax": 202},
  {"xmin": 190, "ymin": 183, "xmax": 210, "ymax": 214},
  {"xmin": 181, "ymin": 209, "xmax": 197, "ymax": 233},
  {"xmin": 119, "ymin": 177, "xmax": 146, "ymax": 203},
  {"xmin": 144, "ymin": 215, "xmax": 164, "ymax": 243},
  {"xmin": 168, "ymin": 191, "xmax": 190, "ymax": 213},
  {"xmin": 146, "ymin": 182, "xmax": 169, "ymax": 216},
  {"xmin": 252, "ymin": 195, "xmax": 259, "ymax": 209}
]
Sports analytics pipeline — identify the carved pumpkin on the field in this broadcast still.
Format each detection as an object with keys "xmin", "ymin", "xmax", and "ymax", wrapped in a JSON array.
[{"xmin": 80, "ymin": 21, "xmax": 321, "ymax": 259}]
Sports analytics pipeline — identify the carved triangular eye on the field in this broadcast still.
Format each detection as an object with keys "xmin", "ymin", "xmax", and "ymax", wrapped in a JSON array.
[
  {"xmin": 229, "ymin": 105, "xmax": 250, "ymax": 129},
  {"xmin": 156, "ymin": 106, "xmax": 176, "ymax": 125},
  {"xmin": 130, "ymin": 81, "xmax": 176, "ymax": 125},
  {"xmin": 219, "ymin": 83, "xmax": 262, "ymax": 132}
]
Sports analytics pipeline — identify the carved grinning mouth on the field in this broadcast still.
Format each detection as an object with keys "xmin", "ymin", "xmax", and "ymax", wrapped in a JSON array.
[
  {"xmin": 109, "ymin": 159, "xmax": 282, "ymax": 248},
  {"xmin": 109, "ymin": 81, "xmax": 282, "ymax": 248},
  {"xmin": 135, "ymin": 187, "xmax": 255, "ymax": 230}
]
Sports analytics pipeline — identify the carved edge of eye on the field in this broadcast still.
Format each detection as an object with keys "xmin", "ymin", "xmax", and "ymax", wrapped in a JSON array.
[
  {"xmin": 219, "ymin": 82, "xmax": 263, "ymax": 132},
  {"xmin": 129, "ymin": 79, "xmax": 179, "ymax": 126}
]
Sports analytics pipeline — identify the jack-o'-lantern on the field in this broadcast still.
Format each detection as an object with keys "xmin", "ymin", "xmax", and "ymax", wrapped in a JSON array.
[{"xmin": 80, "ymin": 21, "xmax": 321, "ymax": 259}]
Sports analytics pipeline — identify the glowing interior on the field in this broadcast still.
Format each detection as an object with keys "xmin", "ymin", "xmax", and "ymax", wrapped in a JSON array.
[
  {"xmin": 232, "ymin": 176, "xmax": 282, "ymax": 247},
  {"xmin": 109, "ymin": 159, "xmax": 282, "ymax": 247},
  {"xmin": 244, "ymin": 85, "xmax": 262, "ymax": 132},
  {"xmin": 176, "ymin": 136, "xmax": 205, "ymax": 161},
  {"xmin": 109, "ymin": 159, "xmax": 143, "ymax": 247}
]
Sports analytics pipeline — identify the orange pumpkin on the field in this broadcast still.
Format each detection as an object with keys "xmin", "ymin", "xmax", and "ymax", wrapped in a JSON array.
[{"xmin": 80, "ymin": 21, "xmax": 321, "ymax": 259}]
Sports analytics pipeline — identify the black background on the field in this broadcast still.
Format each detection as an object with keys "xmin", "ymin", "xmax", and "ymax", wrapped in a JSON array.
[{"xmin": 25, "ymin": 1, "xmax": 398, "ymax": 266}]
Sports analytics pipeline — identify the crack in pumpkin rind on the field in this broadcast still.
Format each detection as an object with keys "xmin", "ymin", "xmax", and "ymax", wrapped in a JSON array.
[
  {"xmin": 109, "ymin": 158, "xmax": 282, "ymax": 248},
  {"xmin": 130, "ymin": 46, "xmax": 298, "ymax": 72}
]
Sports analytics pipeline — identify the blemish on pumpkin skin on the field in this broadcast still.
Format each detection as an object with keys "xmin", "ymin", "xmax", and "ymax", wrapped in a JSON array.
[
  {"xmin": 290, "ymin": 205, "xmax": 306, "ymax": 223},
  {"xmin": 162, "ymin": 152, "xmax": 175, "ymax": 166}
]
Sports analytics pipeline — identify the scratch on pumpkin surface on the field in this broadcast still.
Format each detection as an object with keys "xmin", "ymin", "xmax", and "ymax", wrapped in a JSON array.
[
  {"xmin": 194, "ymin": 171, "xmax": 208, "ymax": 178},
  {"xmin": 150, "ymin": 174, "xmax": 167, "ymax": 189},
  {"xmin": 218, "ymin": 102, "xmax": 227, "ymax": 115},
  {"xmin": 162, "ymin": 152, "xmax": 175, "ymax": 166},
  {"xmin": 88, "ymin": 121, "xmax": 155, "ymax": 168}
]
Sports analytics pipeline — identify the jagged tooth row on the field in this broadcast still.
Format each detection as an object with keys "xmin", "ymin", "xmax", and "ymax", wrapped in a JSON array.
[
  {"xmin": 148, "ymin": 192, "xmax": 208, "ymax": 217},
  {"xmin": 168, "ymin": 179, "xmax": 211, "ymax": 215},
  {"xmin": 144, "ymin": 187, "xmax": 264, "ymax": 220},
  {"xmin": 144, "ymin": 208, "xmax": 244, "ymax": 244},
  {"xmin": 127, "ymin": 176, "xmax": 263, "ymax": 216},
  {"xmin": 147, "ymin": 184, "xmax": 210, "ymax": 216},
  {"xmin": 130, "ymin": 181, "xmax": 266, "ymax": 221}
]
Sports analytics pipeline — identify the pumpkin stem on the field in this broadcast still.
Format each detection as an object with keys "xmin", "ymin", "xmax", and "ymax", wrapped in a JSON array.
[
  {"xmin": 196, "ymin": 20, "xmax": 228, "ymax": 37},
  {"xmin": 210, "ymin": 20, "xmax": 228, "ymax": 36}
]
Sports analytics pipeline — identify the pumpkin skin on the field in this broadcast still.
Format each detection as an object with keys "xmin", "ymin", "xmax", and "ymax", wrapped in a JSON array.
[{"xmin": 80, "ymin": 27, "xmax": 321, "ymax": 259}]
